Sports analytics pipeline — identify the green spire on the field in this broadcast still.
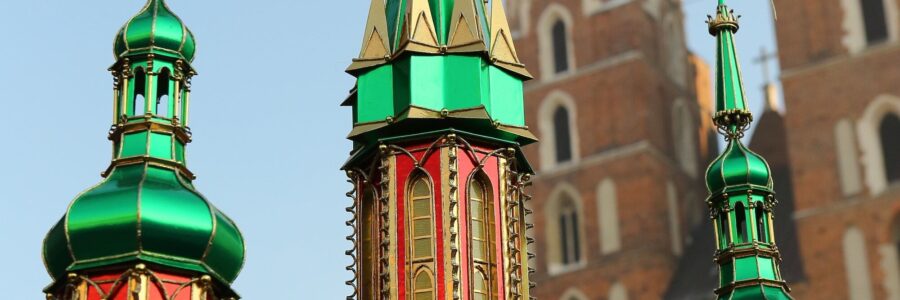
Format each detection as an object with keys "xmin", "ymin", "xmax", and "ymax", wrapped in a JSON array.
[
  {"xmin": 704, "ymin": 1, "xmax": 793, "ymax": 299},
  {"xmin": 344, "ymin": 0, "xmax": 535, "ymax": 169},
  {"xmin": 43, "ymin": 1, "xmax": 243, "ymax": 296}
]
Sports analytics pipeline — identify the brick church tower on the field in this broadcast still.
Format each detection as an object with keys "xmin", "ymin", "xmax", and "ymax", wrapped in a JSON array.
[
  {"xmin": 502, "ymin": 0, "xmax": 710, "ymax": 298},
  {"xmin": 772, "ymin": 0, "xmax": 900, "ymax": 298}
]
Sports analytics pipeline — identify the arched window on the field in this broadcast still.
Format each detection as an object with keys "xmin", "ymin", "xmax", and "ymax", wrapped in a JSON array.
[
  {"xmin": 719, "ymin": 213, "xmax": 730, "ymax": 248},
  {"xmin": 843, "ymin": 227, "xmax": 874, "ymax": 300},
  {"xmin": 408, "ymin": 176, "xmax": 435, "ymax": 298},
  {"xmin": 755, "ymin": 206, "xmax": 769, "ymax": 243},
  {"xmin": 880, "ymin": 114, "xmax": 900, "ymax": 184},
  {"xmin": 156, "ymin": 68, "xmax": 171, "ymax": 118},
  {"xmin": 553, "ymin": 106, "xmax": 573, "ymax": 164},
  {"xmin": 360, "ymin": 187, "xmax": 378, "ymax": 299},
  {"xmin": 469, "ymin": 177, "xmax": 496, "ymax": 300},
  {"xmin": 598, "ymin": 179, "xmax": 621, "ymax": 254},
  {"xmin": 559, "ymin": 196, "xmax": 581, "ymax": 265},
  {"xmin": 861, "ymin": 0, "xmax": 889, "ymax": 44},
  {"xmin": 132, "ymin": 68, "xmax": 146, "ymax": 116},
  {"xmin": 735, "ymin": 203, "xmax": 748, "ymax": 243},
  {"xmin": 560, "ymin": 288, "xmax": 589, "ymax": 300},
  {"xmin": 551, "ymin": 19, "xmax": 569, "ymax": 74},
  {"xmin": 413, "ymin": 269, "xmax": 435, "ymax": 300}
]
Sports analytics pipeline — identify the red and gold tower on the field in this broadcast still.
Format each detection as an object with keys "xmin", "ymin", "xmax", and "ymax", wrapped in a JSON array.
[
  {"xmin": 343, "ymin": 1, "xmax": 536, "ymax": 299},
  {"xmin": 42, "ymin": 1, "xmax": 244, "ymax": 299}
]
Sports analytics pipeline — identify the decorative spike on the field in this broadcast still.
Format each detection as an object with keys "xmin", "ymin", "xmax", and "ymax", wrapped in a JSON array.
[
  {"xmin": 402, "ymin": 0, "xmax": 442, "ymax": 53},
  {"xmin": 447, "ymin": 0, "xmax": 486, "ymax": 52},
  {"xmin": 489, "ymin": 0, "xmax": 532, "ymax": 78},
  {"xmin": 348, "ymin": 0, "xmax": 392, "ymax": 72}
]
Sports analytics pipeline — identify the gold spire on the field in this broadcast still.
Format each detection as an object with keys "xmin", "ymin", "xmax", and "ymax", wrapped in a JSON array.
[
  {"xmin": 447, "ymin": 0, "xmax": 485, "ymax": 52},
  {"xmin": 348, "ymin": 0, "xmax": 392, "ymax": 72},
  {"xmin": 490, "ymin": 0, "xmax": 532, "ymax": 78},
  {"xmin": 402, "ymin": 0, "xmax": 441, "ymax": 53}
]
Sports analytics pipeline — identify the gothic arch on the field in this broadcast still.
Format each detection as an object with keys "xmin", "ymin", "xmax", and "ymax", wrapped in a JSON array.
[
  {"xmin": 857, "ymin": 95, "xmax": 900, "ymax": 195},
  {"xmin": 544, "ymin": 183, "xmax": 587, "ymax": 274},
  {"xmin": 539, "ymin": 91, "xmax": 581, "ymax": 170},
  {"xmin": 537, "ymin": 4, "xmax": 576, "ymax": 79},
  {"xmin": 597, "ymin": 178, "xmax": 621, "ymax": 254}
]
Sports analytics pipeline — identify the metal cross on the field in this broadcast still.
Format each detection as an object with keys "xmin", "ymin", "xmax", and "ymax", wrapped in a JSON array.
[{"xmin": 754, "ymin": 47, "xmax": 778, "ymax": 84}]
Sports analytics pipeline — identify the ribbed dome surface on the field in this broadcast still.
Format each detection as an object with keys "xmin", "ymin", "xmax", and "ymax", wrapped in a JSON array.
[
  {"xmin": 114, "ymin": 0, "xmax": 196, "ymax": 61},
  {"xmin": 706, "ymin": 139, "xmax": 773, "ymax": 193},
  {"xmin": 43, "ymin": 165, "xmax": 245, "ymax": 284}
]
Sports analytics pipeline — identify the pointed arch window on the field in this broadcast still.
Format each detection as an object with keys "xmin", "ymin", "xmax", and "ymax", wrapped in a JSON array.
[
  {"xmin": 735, "ymin": 202, "xmax": 748, "ymax": 243},
  {"xmin": 469, "ymin": 177, "xmax": 497, "ymax": 300},
  {"xmin": 553, "ymin": 106, "xmax": 573, "ymax": 164},
  {"xmin": 132, "ymin": 68, "xmax": 147, "ymax": 116},
  {"xmin": 551, "ymin": 19, "xmax": 570, "ymax": 74},
  {"xmin": 360, "ymin": 187, "xmax": 378, "ymax": 300},
  {"xmin": 559, "ymin": 196, "xmax": 581, "ymax": 265},
  {"xmin": 880, "ymin": 114, "xmax": 900, "ymax": 184},
  {"xmin": 156, "ymin": 68, "xmax": 171, "ymax": 118},
  {"xmin": 413, "ymin": 269, "xmax": 435, "ymax": 300},
  {"xmin": 408, "ymin": 175, "xmax": 435, "ymax": 299},
  {"xmin": 755, "ymin": 206, "xmax": 769, "ymax": 243},
  {"xmin": 861, "ymin": 0, "xmax": 889, "ymax": 44}
]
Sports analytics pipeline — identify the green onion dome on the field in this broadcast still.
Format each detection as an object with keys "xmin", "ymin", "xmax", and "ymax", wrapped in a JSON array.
[
  {"xmin": 706, "ymin": 139, "xmax": 774, "ymax": 194},
  {"xmin": 42, "ymin": 165, "xmax": 245, "ymax": 284},
  {"xmin": 114, "ymin": 0, "xmax": 196, "ymax": 62}
]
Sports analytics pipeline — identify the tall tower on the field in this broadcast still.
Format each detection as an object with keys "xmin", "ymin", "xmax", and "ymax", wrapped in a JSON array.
[
  {"xmin": 342, "ymin": 1, "xmax": 536, "ymax": 299},
  {"xmin": 42, "ymin": 1, "xmax": 244, "ymax": 299},
  {"xmin": 704, "ymin": 0, "xmax": 792, "ymax": 298}
]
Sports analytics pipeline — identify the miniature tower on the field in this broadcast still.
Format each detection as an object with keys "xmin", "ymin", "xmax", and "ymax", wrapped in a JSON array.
[
  {"xmin": 342, "ymin": 1, "xmax": 536, "ymax": 299},
  {"xmin": 42, "ymin": 1, "xmax": 244, "ymax": 299},
  {"xmin": 704, "ymin": 0, "xmax": 793, "ymax": 299}
]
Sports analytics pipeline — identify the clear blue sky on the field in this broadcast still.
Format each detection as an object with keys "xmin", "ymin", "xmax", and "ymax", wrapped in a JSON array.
[{"xmin": 0, "ymin": 0, "xmax": 776, "ymax": 298}]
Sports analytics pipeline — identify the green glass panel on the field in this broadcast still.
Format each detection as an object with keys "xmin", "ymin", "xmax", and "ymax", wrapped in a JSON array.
[
  {"xmin": 386, "ymin": 0, "xmax": 407, "ymax": 50},
  {"xmin": 444, "ymin": 55, "xmax": 484, "ymax": 110},
  {"xmin": 408, "ymin": 56, "xmax": 445, "ymax": 111},
  {"xmin": 393, "ymin": 57, "xmax": 412, "ymax": 114},
  {"xmin": 121, "ymin": 131, "xmax": 148, "ymax": 157},
  {"xmin": 758, "ymin": 257, "xmax": 776, "ymax": 280},
  {"xmin": 734, "ymin": 257, "xmax": 759, "ymax": 280},
  {"xmin": 429, "ymin": 0, "xmax": 452, "ymax": 44},
  {"xmin": 732, "ymin": 286, "xmax": 760, "ymax": 299},
  {"xmin": 149, "ymin": 133, "xmax": 173, "ymax": 159},
  {"xmin": 43, "ymin": 218, "xmax": 73, "ymax": 279},
  {"xmin": 488, "ymin": 66, "xmax": 526, "ymax": 126},
  {"xmin": 358, "ymin": 65, "xmax": 396, "ymax": 123},
  {"xmin": 152, "ymin": 8, "xmax": 185, "ymax": 52},
  {"xmin": 126, "ymin": 9, "xmax": 155, "ymax": 49},
  {"xmin": 720, "ymin": 261, "xmax": 734, "ymax": 286},
  {"xmin": 175, "ymin": 141, "xmax": 185, "ymax": 162},
  {"xmin": 763, "ymin": 286, "xmax": 792, "ymax": 300},
  {"xmin": 139, "ymin": 167, "xmax": 212, "ymax": 259},
  {"xmin": 475, "ymin": 0, "xmax": 490, "ymax": 47}
]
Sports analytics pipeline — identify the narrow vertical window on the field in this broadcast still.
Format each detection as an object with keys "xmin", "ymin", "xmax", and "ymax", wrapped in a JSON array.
[
  {"xmin": 413, "ymin": 269, "xmax": 435, "ymax": 300},
  {"xmin": 861, "ymin": 0, "xmax": 889, "ymax": 44},
  {"xmin": 133, "ymin": 68, "xmax": 146, "ymax": 116},
  {"xmin": 719, "ymin": 214, "xmax": 730, "ymax": 247},
  {"xmin": 156, "ymin": 69, "xmax": 171, "ymax": 118},
  {"xmin": 880, "ymin": 114, "xmax": 900, "ymax": 184},
  {"xmin": 551, "ymin": 19, "xmax": 569, "ymax": 74},
  {"xmin": 735, "ymin": 203, "xmax": 747, "ymax": 243},
  {"xmin": 408, "ymin": 176, "xmax": 435, "ymax": 298},
  {"xmin": 553, "ymin": 106, "xmax": 573, "ymax": 163},
  {"xmin": 469, "ymin": 178, "xmax": 496, "ymax": 299},
  {"xmin": 755, "ymin": 206, "xmax": 768, "ymax": 243},
  {"xmin": 360, "ymin": 187, "xmax": 378, "ymax": 299},
  {"xmin": 559, "ymin": 197, "xmax": 581, "ymax": 265}
]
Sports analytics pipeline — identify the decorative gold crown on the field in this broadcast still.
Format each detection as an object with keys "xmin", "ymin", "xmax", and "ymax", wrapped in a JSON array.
[{"xmin": 707, "ymin": 6, "xmax": 740, "ymax": 36}]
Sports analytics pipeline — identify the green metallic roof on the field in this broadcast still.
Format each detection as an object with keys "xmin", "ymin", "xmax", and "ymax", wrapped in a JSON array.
[
  {"xmin": 114, "ymin": 0, "xmax": 196, "ymax": 62},
  {"xmin": 705, "ymin": 139, "xmax": 773, "ymax": 194},
  {"xmin": 43, "ymin": 164, "xmax": 245, "ymax": 284}
]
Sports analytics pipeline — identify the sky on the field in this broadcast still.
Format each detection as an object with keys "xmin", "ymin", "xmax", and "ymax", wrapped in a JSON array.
[{"xmin": 0, "ymin": 0, "xmax": 777, "ymax": 298}]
